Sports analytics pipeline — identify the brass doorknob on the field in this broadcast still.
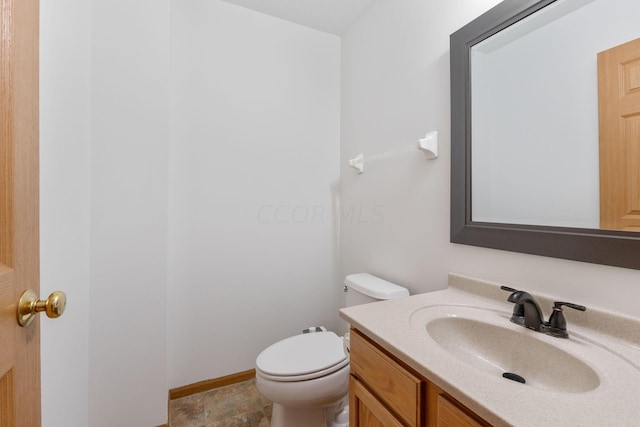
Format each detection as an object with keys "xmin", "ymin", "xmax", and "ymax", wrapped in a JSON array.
[{"xmin": 17, "ymin": 289, "xmax": 67, "ymax": 327}]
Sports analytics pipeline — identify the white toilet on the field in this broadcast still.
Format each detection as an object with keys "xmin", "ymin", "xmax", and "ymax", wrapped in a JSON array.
[{"xmin": 255, "ymin": 273, "xmax": 410, "ymax": 427}]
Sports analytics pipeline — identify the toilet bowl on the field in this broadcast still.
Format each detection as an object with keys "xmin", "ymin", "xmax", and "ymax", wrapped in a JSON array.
[
  {"xmin": 256, "ymin": 331, "xmax": 349, "ymax": 427},
  {"xmin": 255, "ymin": 274, "xmax": 409, "ymax": 427}
]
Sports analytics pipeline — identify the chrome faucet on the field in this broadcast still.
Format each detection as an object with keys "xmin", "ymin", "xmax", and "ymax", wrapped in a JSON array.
[{"xmin": 500, "ymin": 286, "xmax": 586, "ymax": 338}]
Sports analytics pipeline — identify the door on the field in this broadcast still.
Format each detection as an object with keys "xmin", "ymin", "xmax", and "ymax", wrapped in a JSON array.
[
  {"xmin": 598, "ymin": 37, "xmax": 640, "ymax": 230},
  {"xmin": 1, "ymin": 0, "xmax": 41, "ymax": 425}
]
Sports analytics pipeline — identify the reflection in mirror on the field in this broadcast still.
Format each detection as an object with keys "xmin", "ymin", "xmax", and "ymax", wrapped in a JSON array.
[
  {"xmin": 470, "ymin": 0, "xmax": 640, "ymax": 230},
  {"xmin": 450, "ymin": 0, "xmax": 640, "ymax": 270}
]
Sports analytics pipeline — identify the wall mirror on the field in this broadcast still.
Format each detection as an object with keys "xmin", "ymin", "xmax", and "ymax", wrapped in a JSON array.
[{"xmin": 450, "ymin": 0, "xmax": 640, "ymax": 270}]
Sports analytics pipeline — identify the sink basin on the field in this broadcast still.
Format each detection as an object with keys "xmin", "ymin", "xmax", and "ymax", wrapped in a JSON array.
[{"xmin": 412, "ymin": 306, "xmax": 600, "ymax": 393}]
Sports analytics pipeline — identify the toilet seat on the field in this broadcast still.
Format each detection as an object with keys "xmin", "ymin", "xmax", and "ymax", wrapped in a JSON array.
[{"xmin": 256, "ymin": 332, "xmax": 348, "ymax": 382}]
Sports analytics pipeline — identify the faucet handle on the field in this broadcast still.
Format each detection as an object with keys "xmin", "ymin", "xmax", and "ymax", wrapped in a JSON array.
[
  {"xmin": 500, "ymin": 285, "xmax": 519, "ymax": 293},
  {"xmin": 553, "ymin": 301, "xmax": 586, "ymax": 312},
  {"xmin": 546, "ymin": 301, "xmax": 586, "ymax": 338}
]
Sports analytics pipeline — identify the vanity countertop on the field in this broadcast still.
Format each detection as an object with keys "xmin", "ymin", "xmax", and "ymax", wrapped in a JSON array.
[{"xmin": 339, "ymin": 273, "xmax": 640, "ymax": 427}]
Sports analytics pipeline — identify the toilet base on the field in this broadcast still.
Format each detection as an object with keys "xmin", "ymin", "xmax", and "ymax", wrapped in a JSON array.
[
  {"xmin": 269, "ymin": 398, "xmax": 348, "ymax": 427},
  {"xmin": 270, "ymin": 395, "xmax": 349, "ymax": 427},
  {"xmin": 270, "ymin": 404, "xmax": 326, "ymax": 427}
]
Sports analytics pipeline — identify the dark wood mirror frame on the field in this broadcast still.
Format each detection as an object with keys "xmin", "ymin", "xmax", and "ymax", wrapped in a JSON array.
[{"xmin": 450, "ymin": 0, "xmax": 640, "ymax": 270}]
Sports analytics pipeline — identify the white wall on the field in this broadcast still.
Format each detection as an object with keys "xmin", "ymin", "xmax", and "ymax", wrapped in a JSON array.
[
  {"xmin": 88, "ymin": 0, "xmax": 170, "ymax": 425},
  {"xmin": 41, "ymin": 0, "xmax": 170, "ymax": 425},
  {"xmin": 167, "ymin": 0, "xmax": 341, "ymax": 387},
  {"xmin": 40, "ymin": 1, "xmax": 91, "ymax": 426},
  {"xmin": 341, "ymin": 0, "xmax": 640, "ymax": 318},
  {"xmin": 341, "ymin": 0, "xmax": 497, "ymax": 296},
  {"xmin": 41, "ymin": 0, "xmax": 340, "ymax": 422}
]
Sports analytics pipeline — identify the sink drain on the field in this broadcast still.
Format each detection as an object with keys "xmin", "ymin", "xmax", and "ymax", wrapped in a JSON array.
[{"xmin": 502, "ymin": 372, "xmax": 526, "ymax": 384}]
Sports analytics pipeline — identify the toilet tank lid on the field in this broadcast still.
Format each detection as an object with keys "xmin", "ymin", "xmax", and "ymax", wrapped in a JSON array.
[{"xmin": 344, "ymin": 273, "xmax": 409, "ymax": 300}]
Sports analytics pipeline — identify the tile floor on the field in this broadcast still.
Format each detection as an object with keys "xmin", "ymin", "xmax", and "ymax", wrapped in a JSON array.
[{"xmin": 169, "ymin": 379, "xmax": 272, "ymax": 427}]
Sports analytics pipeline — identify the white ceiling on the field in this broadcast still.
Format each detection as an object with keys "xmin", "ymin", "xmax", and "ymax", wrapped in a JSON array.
[{"xmin": 222, "ymin": 0, "xmax": 376, "ymax": 35}]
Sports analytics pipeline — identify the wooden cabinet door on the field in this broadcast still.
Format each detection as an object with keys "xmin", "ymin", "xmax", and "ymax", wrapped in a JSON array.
[{"xmin": 0, "ymin": 0, "xmax": 41, "ymax": 425}]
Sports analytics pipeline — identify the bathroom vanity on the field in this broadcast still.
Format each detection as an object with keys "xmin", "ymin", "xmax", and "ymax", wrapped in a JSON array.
[
  {"xmin": 349, "ymin": 328, "xmax": 488, "ymax": 426},
  {"xmin": 340, "ymin": 274, "xmax": 640, "ymax": 427}
]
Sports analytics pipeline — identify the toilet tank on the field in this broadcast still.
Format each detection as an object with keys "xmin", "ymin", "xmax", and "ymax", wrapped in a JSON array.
[{"xmin": 344, "ymin": 273, "xmax": 409, "ymax": 307}]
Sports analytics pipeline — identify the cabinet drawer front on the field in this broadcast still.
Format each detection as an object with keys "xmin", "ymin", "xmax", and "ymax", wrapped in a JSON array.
[{"xmin": 350, "ymin": 329, "xmax": 421, "ymax": 426}]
